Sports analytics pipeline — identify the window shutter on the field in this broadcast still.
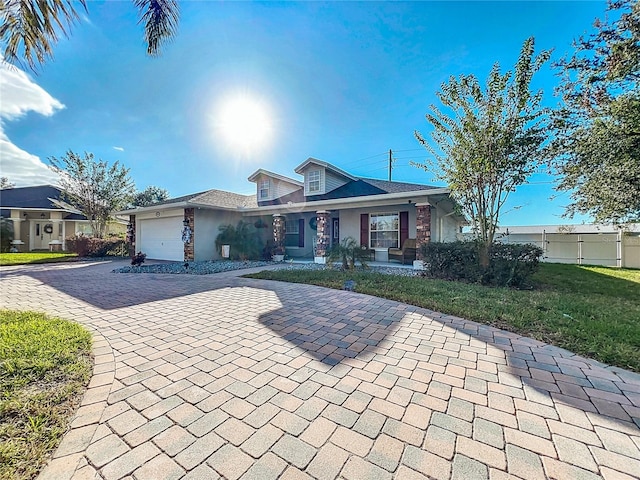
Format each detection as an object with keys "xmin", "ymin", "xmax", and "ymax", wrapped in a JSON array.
[
  {"xmin": 298, "ymin": 218, "xmax": 305, "ymax": 247},
  {"xmin": 400, "ymin": 211, "xmax": 409, "ymax": 247},
  {"xmin": 360, "ymin": 214, "xmax": 369, "ymax": 247}
]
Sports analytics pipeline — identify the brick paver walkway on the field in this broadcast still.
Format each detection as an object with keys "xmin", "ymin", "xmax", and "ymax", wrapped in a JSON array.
[{"xmin": 1, "ymin": 260, "xmax": 639, "ymax": 480}]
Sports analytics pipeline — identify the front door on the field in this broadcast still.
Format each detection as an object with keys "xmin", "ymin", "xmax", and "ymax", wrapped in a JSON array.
[{"xmin": 31, "ymin": 221, "xmax": 54, "ymax": 250}]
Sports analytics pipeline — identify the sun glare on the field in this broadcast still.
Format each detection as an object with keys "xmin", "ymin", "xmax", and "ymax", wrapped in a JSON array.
[{"xmin": 216, "ymin": 94, "xmax": 273, "ymax": 153}]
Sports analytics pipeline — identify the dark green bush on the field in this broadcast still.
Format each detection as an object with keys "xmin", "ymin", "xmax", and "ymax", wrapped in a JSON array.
[
  {"xmin": 215, "ymin": 221, "xmax": 262, "ymax": 260},
  {"xmin": 419, "ymin": 241, "xmax": 543, "ymax": 288},
  {"xmin": 65, "ymin": 236, "xmax": 127, "ymax": 257},
  {"xmin": 0, "ymin": 218, "xmax": 14, "ymax": 252}
]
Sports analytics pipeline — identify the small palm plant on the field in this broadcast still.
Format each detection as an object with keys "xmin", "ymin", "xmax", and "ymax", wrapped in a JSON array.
[
  {"xmin": 215, "ymin": 221, "xmax": 261, "ymax": 260},
  {"xmin": 326, "ymin": 236, "xmax": 370, "ymax": 270}
]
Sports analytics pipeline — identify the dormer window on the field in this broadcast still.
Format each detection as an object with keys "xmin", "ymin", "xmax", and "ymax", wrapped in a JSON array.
[
  {"xmin": 308, "ymin": 170, "xmax": 321, "ymax": 193},
  {"xmin": 259, "ymin": 179, "xmax": 270, "ymax": 199}
]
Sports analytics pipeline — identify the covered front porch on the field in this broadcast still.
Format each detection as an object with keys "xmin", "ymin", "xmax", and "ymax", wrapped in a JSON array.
[
  {"xmin": 6, "ymin": 210, "xmax": 77, "ymax": 252},
  {"xmin": 249, "ymin": 202, "xmax": 438, "ymax": 265}
]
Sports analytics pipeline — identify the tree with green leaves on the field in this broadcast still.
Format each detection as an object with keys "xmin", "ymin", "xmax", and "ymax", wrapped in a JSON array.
[
  {"xmin": 550, "ymin": 0, "xmax": 639, "ymax": 224},
  {"xmin": 131, "ymin": 185, "xmax": 170, "ymax": 207},
  {"xmin": 415, "ymin": 36, "xmax": 551, "ymax": 266},
  {"xmin": 0, "ymin": 177, "xmax": 15, "ymax": 189},
  {"xmin": 49, "ymin": 150, "xmax": 135, "ymax": 238},
  {"xmin": 1, "ymin": 0, "xmax": 179, "ymax": 70}
]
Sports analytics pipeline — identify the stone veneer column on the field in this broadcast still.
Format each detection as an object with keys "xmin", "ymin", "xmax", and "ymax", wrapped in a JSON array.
[
  {"xmin": 415, "ymin": 203, "xmax": 431, "ymax": 260},
  {"xmin": 272, "ymin": 214, "xmax": 285, "ymax": 252},
  {"xmin": 127, "ymin": 215, "xmax": 136, "ymax": 258},
  {"xmin": 315, "ymin": 211, "xmax": 331, "ymax": 262},
  {"xmin": 184, "ymin": 208, "xmax": 194, "ymax": 261}
]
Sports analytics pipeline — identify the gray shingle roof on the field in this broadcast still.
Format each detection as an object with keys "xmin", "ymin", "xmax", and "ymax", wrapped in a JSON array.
[
  {"xmin": 190, "ymin": 189, "xmax": 257, "ymax": 209},
  {"xmin": 0, "ymin": 185, "xmax": 65, "ymax": 209},
  {"xmin": 145, "ymin": 189, "xmax": 257, "ymax": 209},
  {"xmin": 359, "ymin": 178, "xmax": 440, "ymax": 193}
]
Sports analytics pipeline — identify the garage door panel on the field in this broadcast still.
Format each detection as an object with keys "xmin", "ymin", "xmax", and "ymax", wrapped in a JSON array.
[{"xmin": 139, "ymin": 217, "xmax": 184, "ymax": 261}]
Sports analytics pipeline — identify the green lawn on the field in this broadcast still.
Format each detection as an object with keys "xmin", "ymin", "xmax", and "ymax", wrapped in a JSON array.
[
  {"xmin": 0, "ymin": 253, "xmax": 78, "ymax": 266},
  {"xmin": 245, "ymin": 263, "xmax": 640, "ymax": 372},
  {"xmin": 0, "ymin": 311, "xmax": 92, "ymax": 480}
]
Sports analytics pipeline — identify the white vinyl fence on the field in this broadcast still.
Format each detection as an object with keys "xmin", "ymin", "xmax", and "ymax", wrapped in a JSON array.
[{"xmin": 499, "ymin": 229, "xmax": 640, "ymax": 269}]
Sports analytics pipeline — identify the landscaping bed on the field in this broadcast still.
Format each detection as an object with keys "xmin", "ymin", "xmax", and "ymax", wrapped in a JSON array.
[{"xmin": 112, "ymin": 260, "xmax": 419, "ymax": 276}]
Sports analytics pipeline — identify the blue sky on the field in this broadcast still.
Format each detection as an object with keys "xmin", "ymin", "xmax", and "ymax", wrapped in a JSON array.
[{"xmin": 1, "ymin": 1, "xmax": 608, "ymax": 225}]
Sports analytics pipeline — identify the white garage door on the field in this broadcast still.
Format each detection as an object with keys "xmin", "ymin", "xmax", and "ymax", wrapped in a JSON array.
[{"xmin": 139, "ymin": 217, "xmax": 184, "ymax": 261}]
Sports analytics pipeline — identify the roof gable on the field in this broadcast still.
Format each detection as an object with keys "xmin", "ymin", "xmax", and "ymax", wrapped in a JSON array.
[
  {"xmin": 247, "ymin": 169, "xmax": 303, "ymax": 186},
  {"xmin": 294, "ymin": 158, "xmax": 356, "ymax": 181}
]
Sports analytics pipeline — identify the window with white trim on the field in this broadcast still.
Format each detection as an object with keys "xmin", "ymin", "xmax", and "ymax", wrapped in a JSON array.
[
  {"xmin": 307, "ymin": 170, "xmax": 321, "ymax": 193},
  {"xmin": 370, "ymin": 212, "xmax": 399, "ymax": 248},
  {"xmin": 285, "ymin": 220, "xmax": 300, "ymax": 247},
  {"xmin": 75, "ymin": 223, "xmax": 93, "ymax": 236},
  {"xmin": 259, "ymin": 179, "xmax": 270, "ymax": 199}
]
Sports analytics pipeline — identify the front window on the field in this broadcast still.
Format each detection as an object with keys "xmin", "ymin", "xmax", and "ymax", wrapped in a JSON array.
[
  {"xmin": 307, "ymin": 170, "xmax": 320, "ymax": 193},
  {"xmin": 370, "ymin": 212, "xmax": 399, "ymax": 248},
  {"xmin": 285, "ymin": 220, "xmax": 300, "ymax": 247},
  {"xmin": 75, "ymin": 223, "xmax": 93, "ymax": 236},
  {"xmin": 259, "ymin": 179, "xmax": 270, "ymax": 199}
]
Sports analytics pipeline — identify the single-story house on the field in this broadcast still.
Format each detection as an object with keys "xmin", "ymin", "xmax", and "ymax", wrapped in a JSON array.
[
  {"xmin": 0, "ymin": 185, "xmax": 124, "ymax": 251},
  {"xmin": 118, "ymin": 158, "xmax": 465, "ymax": 263}
]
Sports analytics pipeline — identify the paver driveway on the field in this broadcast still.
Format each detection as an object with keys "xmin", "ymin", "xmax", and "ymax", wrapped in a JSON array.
[{"xmin": 1, "ymin": 260, "xmax": 639, "ymax": 480}]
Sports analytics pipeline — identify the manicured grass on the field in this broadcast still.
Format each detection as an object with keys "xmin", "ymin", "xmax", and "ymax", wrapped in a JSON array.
[
  {"xmin": 245, "ymin": 263, "xmax": 640, "ymax": 372},
  {"xmin": 0, "ymin": 252, "xmax": 78, "ymax": 266},
  {"xmin": 0, "ymin": 311, "xmax": 92, "ymax": 480}
]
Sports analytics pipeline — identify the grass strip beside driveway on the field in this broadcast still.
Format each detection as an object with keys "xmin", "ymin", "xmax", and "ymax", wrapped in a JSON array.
[
  {"xmin": 245, "ymin": 263, "xmax": 640, "ymax": 373},
  {"xmin": 0, "ymin": 253, "xmax": 78, "ymax": 266},
  {"xmin": 0, "ymin": 311, "xmax": 92, "ymax": 480}
]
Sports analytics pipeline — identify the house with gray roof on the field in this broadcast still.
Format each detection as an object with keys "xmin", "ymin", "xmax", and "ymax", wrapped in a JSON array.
[
  {"xmin": 118, "ymin": 158, "xmax": 465, "ymax": 263},
  {"xmin": 0, "ymin": 185, "xmax": 124, "ymax": 251}
]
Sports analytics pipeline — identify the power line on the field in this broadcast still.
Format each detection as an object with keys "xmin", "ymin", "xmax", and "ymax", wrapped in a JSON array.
[
  {"xmin": 339, "ymin": 152, "xmax": 388, "ymax": 168},
  {"xmin": 392, "ymin": 148, "xmax": 426, "ymax": 153}
]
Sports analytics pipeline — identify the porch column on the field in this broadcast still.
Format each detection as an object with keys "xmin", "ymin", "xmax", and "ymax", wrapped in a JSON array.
[
  {"xmin": 127, "ymin": 214, "xmax": 136, "ymax": 258},
  {"xmin": 315, "ymin": 210, "xmax": 331, "ymax": 263},
  {"xmin": 9, "ymin": 210, "xmax": 25, "ymax": 251},
  {"xmin": 184, "ymin": 208, "xmax": 194, "ymax": 261},
  {"xmin": 272, "ymin": 214, "xmax": 286, "ymax": 253},
  {"xmin": 415, "ymin": 203, "xmax": 431, "ymax": 260}
]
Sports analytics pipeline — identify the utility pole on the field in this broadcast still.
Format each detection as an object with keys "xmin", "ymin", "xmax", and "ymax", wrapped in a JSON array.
[{"xmin": 388, "ymin": 149, "xmax": 392, "ymax": 181}]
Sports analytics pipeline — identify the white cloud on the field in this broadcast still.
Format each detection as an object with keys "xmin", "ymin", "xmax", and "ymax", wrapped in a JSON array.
[
  {"xmin": 113, "ymin": 146, "xmax": 124, "ymax": 151},
  {"xmin": 0, "ymin": 61, "xmax": 64, "ymax": 186}
]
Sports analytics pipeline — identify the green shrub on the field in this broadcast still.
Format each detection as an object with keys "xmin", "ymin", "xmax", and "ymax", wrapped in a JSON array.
[
  {"xmin": 0, "ymin": 218, "xmax": 14, "ymax": 253},
  {"xmin": 65, "ymin": 236, "xmax": 127, "ymax": 257},
  {"xmin": 215, "ymin": 221, "xmax": 261, "ymax": 260},
  {"xmin": 420, "ymin": 241, "xmax": 543, "ymax": 287},
  {"xmin": 326, "ymin": 237, "xmax": 370, "ymax": 270}
]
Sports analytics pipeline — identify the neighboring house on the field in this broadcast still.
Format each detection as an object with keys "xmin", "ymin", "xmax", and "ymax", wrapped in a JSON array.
[
  {"xmin": 0, "ymin": 185, "xmax": 124, "ymax": 251},
  {"xmin": 118, "ymin": 158, "xmax": 466, "ymax": 262},
  {"xmin": 496, "ymin": 224, "xmax": 640, "ymax": 269}
]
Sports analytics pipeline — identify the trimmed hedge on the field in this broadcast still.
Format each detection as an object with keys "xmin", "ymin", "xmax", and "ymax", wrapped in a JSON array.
[
  {"xmin": 419, "ymin": 241, "xmax": 543, "ymax": 288},
  {"xmin": 65, "ymin": 236, "xmax": 127, "ymax": 257}
]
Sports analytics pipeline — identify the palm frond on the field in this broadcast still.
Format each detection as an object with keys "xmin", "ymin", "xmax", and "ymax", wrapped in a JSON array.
[
  {"xmin": 0, "ymin": 0, "xmax": 86, "ymax": 70},
  {"xmin": 134, "ymin": 0, "xmax": 179, "ymax": 57}
]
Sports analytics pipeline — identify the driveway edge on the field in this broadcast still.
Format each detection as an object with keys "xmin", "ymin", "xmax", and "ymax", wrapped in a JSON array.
[{"xmin": 38, "ymin": 329, "xmax": 115, "ymax": 480}]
